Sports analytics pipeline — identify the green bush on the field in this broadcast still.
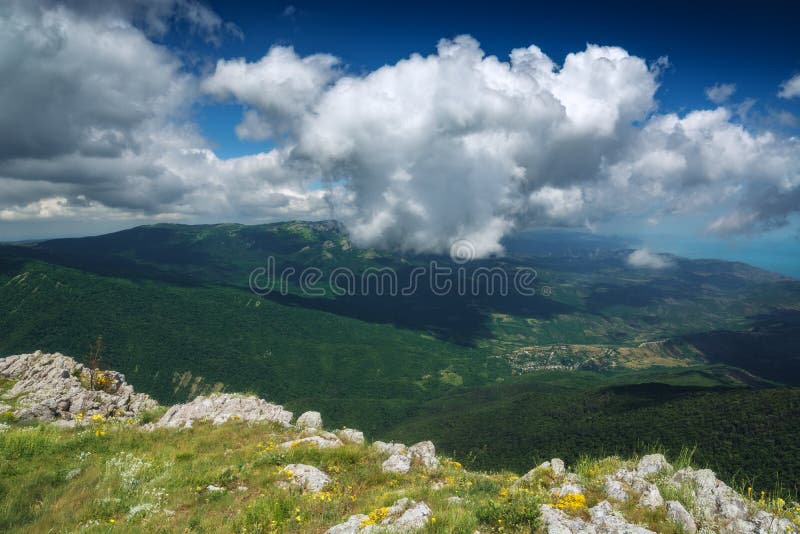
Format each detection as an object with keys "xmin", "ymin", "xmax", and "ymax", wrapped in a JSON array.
[{"xmin": 476, "ymin": 489, "xmax": 542, "ymax": 532}]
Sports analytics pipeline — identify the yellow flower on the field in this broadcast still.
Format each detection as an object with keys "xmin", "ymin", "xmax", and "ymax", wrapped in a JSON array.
[
  {"xmin": 108, "ymin": 518, "xmax": 115, "ymax": 524},
  {"xmin": 555, "ymin": 493, "xmax": 587, "ymax": 513}
]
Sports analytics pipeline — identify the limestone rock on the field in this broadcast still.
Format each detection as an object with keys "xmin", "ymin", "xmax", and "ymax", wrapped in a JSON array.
[
  {"xmin": 0, "ymin": 351, "xmax": 158, "ymax": 421},
  {"xmin": 408, "ymin": 441, "xmax": 440, "ymax": 469},
  {"xmin": 589, "ymin": 500, "xmax": 656, "ymax": 534},
  {"xmin": 325, "ymin": 498, "xmax": 431, "ymax": 533},
  {"xmin": 296, "ymin": 411, "xmax": 323, "ymax": 429},
  {"xmin": 666, "ymin": 500, "xmax": 697, "ymax": 533},
  {"xmin": 382, "ymin": 452, "xmax": 411, "ymax": 474},
  {"xmin": 603, "ymin": 477, "xmax": 628, "ymax": 502},
  {"xmin": 373, "ymin": 441, "xmax": 407, "ymax": 455},
  {"xmin": 280, "ymin": 435, "xmax": 343, "ymax": 449},
  {"xmin": 671, "ymin": 468, "xmax": 748, "ymax": 523},
  {"xmin": 336, "ymin": 428, "xmax": 365, "ymax": 444},
  {"xmin": 540, "ymin": 504, "xmax": 594, "ymax": 534},
  {"xmin": 154, "ymin": 393, "xmax": 292, "ymax": 429},
  {"xmin": 279, "ymin": 464, "xmax": 331, "ymax": 493},
  {"xmin": 636, "ymin": 454, "xmax": 673, "ymax": 477},
  {"xmin": 638, "ymin": 482, "xmax": 664, "ymax": 509}
]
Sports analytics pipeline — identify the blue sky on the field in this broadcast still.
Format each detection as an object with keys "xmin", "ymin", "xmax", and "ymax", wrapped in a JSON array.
[
  {"xmin": 0, "ymin": 1, "xmax": 799, "ymax": 276},
  {"xmin": 194, "ymin": 1, "xmax": 800, "ymax": 158}
]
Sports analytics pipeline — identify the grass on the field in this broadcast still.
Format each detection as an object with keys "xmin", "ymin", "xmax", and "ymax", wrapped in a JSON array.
[{"xmin": 1, "ymin": 419, "xmax": 799, "ymax": 533}]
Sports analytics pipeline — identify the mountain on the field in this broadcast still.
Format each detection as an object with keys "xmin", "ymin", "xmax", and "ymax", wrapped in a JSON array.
[
  {"xmin": 1, "ymin": 221, "xmax": 799, "ymax": 491},
  {"xmin": 1, "ymin": 352, "xmax": 798, "ymax": 533}
]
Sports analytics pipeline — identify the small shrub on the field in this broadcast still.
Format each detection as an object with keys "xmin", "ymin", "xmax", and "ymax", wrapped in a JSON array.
[{"xmin": 476, "ymin": 488, "xmax": 542, "ymax": 532}]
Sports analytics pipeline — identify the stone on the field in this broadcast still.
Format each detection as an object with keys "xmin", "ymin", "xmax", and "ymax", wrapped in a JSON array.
[
  {"xmin": 325, "ymin": 498, "xmax": 431, "ymax": 533},
  {"xmin": 205, "ymin": 485, "xmax": 225, "ymax": 492},
  {"xmin": 671, "ymin": 468, "xmax": 748, "ymax": 523},
  {"xmin": 588, "ymin": 500, "xmax": 656, "ymax": 534},
  {"xmin": 325, "ymin": 514, "xmax": 368, "ymax": 534},
  {"xmin": 336, "ymin": 428, "xmax": 365, "ymax": 444},
  {"xmin": 638, "ymin": 482, "xmax": 664, "ymax": 509},
  {"xmin": 0, "ymin": 352, "xmax": 158, "ymax": 421},
  {"xmin": 666, "ymin": 500, "xmax": 697, "ymax": 533},
  {"xmin": 154, "ymin": 393, "xmax": 292, "ymax": 429},
  {"xmin": 296, "ymin": 411, "xmax": 323, "ymax": 430},
  {"xmin": 382, "ymin": 452, "xmax": 411, "ymax": 474},
  {"xmin": 447, "ymin": 496, "xmax": 464, "ymax": 504},
  {"xmin": 408, "ymin": 441, "xmax": 440, "ymax": 469},
  {"xmin": 603, "ymin": 477, "xmax": 628, "ymax": 501},
  {"xmin": 280, "ymin": 464, "xmax": 331, "ymax": 493},
  {"xmin": 540, "ymin": 504, "xmax": 594, "ymax": 534},
  {"xmin": 373, "ymin": 441, "xmax": 407, "ymax": 455},
  {"xmin": 636, "ymin": 454, "xmax": 673, "ymax": 476},
  {"xmin": 280, "ymin": 435, "xmax": 343, "ymax": 449}
]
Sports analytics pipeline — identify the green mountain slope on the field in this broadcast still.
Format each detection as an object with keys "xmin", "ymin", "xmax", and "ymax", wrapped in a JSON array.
[{"xmin": 1, "ymin": 221, "xmax": 799, "ymax": 489}]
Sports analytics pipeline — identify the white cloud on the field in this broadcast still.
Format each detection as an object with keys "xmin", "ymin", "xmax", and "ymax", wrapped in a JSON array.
[
  {"xmin": 705, "ymin": 83, "xmax": 736, "ymax": 104},
  {"xmin": 1, "ymin": 3, "xmax": 799, "ymax": 252},
  {"xmin": 626, "ymin": 248, "xmax": 674, "ymax": 269},
  {"xmin": 778, "ymin": 74, "xmax": 800, "ymax": 99}
]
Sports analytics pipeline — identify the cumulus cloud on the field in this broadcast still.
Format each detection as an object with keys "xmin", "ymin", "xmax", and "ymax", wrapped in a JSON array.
[
  {"xmin": 1, "ymin": 2, "xmax": 799, "ymax": 252},
  {"xmin": 626, "ymin": 249, "xmax": 674, "ymax": 269},
  {"xmin": 208, "ymin": 35, "xmax": 799, "ymax": 254},
  {"xmin": 778, "ymin": 74, "xmax": 800, "ymax": 99},
  {"xmin": 705, "ymin": 83, "xmax": 736, "ymax": 104}
]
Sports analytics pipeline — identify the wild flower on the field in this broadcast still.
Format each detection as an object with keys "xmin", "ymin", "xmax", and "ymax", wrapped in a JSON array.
[
  {"xmin": 361, "ymin": 506, "xmax": 391, "ymax": 527},
  {"xmin": 554, "ymin": 493, "xmax": 587, "ymax": 513},
  {"xmin": 106, "ymin": 452, "xmax": 153, "ymax": 490}
]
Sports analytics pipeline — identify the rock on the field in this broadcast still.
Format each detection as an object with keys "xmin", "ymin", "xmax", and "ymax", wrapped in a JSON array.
[
  {"xmin": 546, "ymin": 458, "xmax": 567, "ymax": 477},
  {"xmin": 517, "ymin": 458, "xmax": 566, "ymax": 487},
  {"xmin": 638, "ymin": 482, "xmax": 664, "ymax": 509},
  {"xmin": 325, "ymin": 514, "xmax": 369, "ymax": 534},
  {"xmin": 551, "ymin": 474, "xmax": 585, "ymax": 497},
  {"xmin": 279, "ymin": 464, "xmax": 331, "ymax": 493},
  {"xmin": 540, "ymin": 504, "xmax": 593, "ymax": 534},
  {"xmin": 636, "ymin": 454, "xmax": 673, "ymax": 476},
  {"xmin": 0, "ymin": 352, "xmax": 158, "ymax": 421},
  {"xmin": 154, "ymin": 393, "xmax": 292, "ymax": 429},
  {"xmin": 720, "ymin": 519, "xmax": 757, "ymax": 533},
  {"xmin": 603, "ymin": 477, "xmax": 628, "ymax": 502},
  {"xmin": 588, "ymin": 500, "xmax": 656, "ymax": 534},
  {"xmin": 336, "ymin": 428, "xmax": 365, "ymax": 444},
  {"xmin": 671, "ymin": 468, "xmax": 748, "ymax": 523},
  {"xmin": 752, "ymin": 511, "xmax": 799, "ymax": 533},
  {"xmin": 280, "ymin": 435, "xmax": 343, "ymax": 449},
  {"xmin": 382, "ymin": 452, "xmax": 411, "ymax": 474},
  {"xmin": 408, "ymin": 441, "xmax": 440, "ymax": 469},
  {"xmin": 325, "ymin": 498, "xmax": 431, "ymax": 533},
  {"xmin": 389, "ymin": 500, "xmax": 432, "ymax": 531},
  {"xmin": 296, "ymin": 411, "xmax": 323, "ymax": 429},
  {"xmin": 447, "ymin": 496, "xmax": 464, "ymax": 504},
  {"xmin": 205, "ymin": 484, "xmax": 225, "ymax": 492},
  {"xmin": 373, "ymin": 441, "xmax": 407, "ymax": 455},
  {"xmin": 666, "ymin": 500, "xmax": 697, "ymax": 533}
]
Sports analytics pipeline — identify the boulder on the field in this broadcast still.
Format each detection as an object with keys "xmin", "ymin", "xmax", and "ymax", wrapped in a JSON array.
[
  {"xmin": 666, "ymin": 500, "xmax": 697, "ymax": 533},
  {"xmin": 279, "ymin": 464, "xmax": 331, "ymax": 493},
  {"xmin": 336, "ymin": 428, "xmax": 365, "ymax": 444},
  {"xmin": 373, "ymin": 441, "xmax": 407, "ymax": 455},
  {"xmin": 588, "ymin": 500, "xmax": 656, "ymax": 534},
  {"xmin": 636, "ymin": 454, "xmax": 673, "ymax": 476},
  {"xmin": 0, "ymin": 351, "xmax": 158, "ymax": 421},
  {"xmin": 280, "ymin": 435, "xmax": 343, "ymax": 449},
  {"xmin": 382, "ymin": 452, "xmax": 411, "ymax": 474},
  {"xmin": 325, "ymin": 498, "xmax": 431, "ymax": 533},
  {"xmin": 154, "ymin": 393, "xmax": 292, "ymax": 429},
  {"xmin": 408, "ymin": 441, "xmax": 440, "ymax": 469},
  {"xmin": 296, "ymin": 411, "xmax": 323, "ymax": 430}
]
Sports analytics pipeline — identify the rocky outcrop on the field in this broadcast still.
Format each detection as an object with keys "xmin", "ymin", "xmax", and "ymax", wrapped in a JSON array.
[
  {"xmin": 278, "ymin": 464, "xmax": 330, "ymax": 493},
  {"xmin": 154, "ymin": 393, "xmax": 292, "ymax": 428},
  {"xmin": 296, "ymin": 410, "xmax": 322, "ymax": 429},
  {"xmin": 325, "ymin": 498, "xmax": 432, "ymax": 533},
  {"xmin": 0, "ymin": 351, "xmax": 157, "ymax": 421},
  {"xmin": 375, "ymin": 440, "xmax": 440, "ymax": 474}
]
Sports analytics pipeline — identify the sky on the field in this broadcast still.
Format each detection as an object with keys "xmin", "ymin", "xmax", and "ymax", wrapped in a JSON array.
[{"xmin": 1, "ymin": 0, "xmax": 799, "ymax": 275}]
